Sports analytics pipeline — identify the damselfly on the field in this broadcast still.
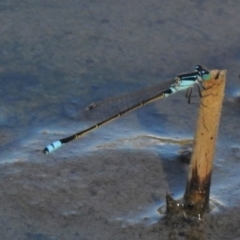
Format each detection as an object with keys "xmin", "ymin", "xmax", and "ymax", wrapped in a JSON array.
[{"xmin": 43, "ymin": 65, "xmax": 210, "ymax": 154}]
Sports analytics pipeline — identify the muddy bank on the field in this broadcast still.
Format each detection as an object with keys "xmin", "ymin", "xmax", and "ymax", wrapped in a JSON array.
[{"xmin": 0, "ymin": 149, "xmax": 239, "ymax": 240}]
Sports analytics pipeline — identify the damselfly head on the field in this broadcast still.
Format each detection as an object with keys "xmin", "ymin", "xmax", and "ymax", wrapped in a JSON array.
[
  {"xmin": 195, "ymin": 65, "xmax": 203, "ymax": 72},
  {"xmin": 195, "ymin": 65, "xmax": 210, "ymax": 77}
]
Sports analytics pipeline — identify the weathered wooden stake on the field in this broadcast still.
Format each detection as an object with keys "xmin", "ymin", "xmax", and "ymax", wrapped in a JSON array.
[{"xmin": 183, "ymin": 69, "xmax": 226, "ymax": 218}]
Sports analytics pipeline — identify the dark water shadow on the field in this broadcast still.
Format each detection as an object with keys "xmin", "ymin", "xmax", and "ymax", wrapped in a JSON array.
[{"xmin": 159, "ymin": 153, "xmax": 188, "ymax": 195}]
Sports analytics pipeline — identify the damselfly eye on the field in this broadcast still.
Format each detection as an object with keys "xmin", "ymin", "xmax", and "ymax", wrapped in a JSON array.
[
  {"xmin": 195, "ymin": 65, "xmax": 203, "ymax": 72},
  {"xmin": 200, "ymin": 69, "xmax": 209, "ymax": 76}
]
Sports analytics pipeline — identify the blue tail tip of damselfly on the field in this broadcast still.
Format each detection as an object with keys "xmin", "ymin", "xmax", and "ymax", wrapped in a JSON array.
[
  {"xmin": 42, "ymin": 148, "xmax": 49, "ymax": 154},
  {"xmin": 42, "ymin": 140, "xmax": 63, "ymax": 154}
]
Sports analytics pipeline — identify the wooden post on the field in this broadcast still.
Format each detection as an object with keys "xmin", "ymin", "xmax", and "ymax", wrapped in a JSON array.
[{"xmin": 183, "ymin": 70, "xmax": 226, "ymax": 218}]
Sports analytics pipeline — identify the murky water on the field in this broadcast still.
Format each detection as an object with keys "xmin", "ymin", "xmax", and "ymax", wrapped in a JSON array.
[{"xmin": 1, "ymin": 0, "xmax": 240, "ymax": 239}]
